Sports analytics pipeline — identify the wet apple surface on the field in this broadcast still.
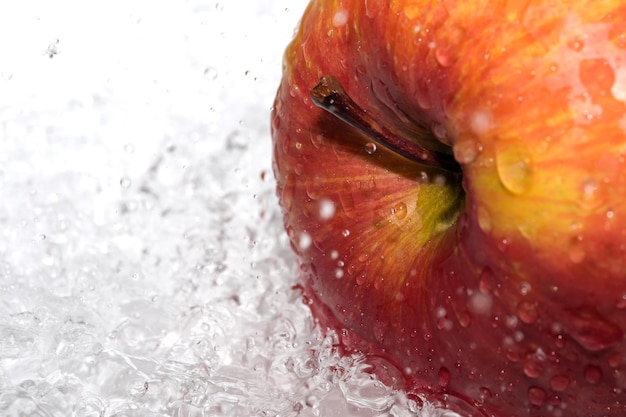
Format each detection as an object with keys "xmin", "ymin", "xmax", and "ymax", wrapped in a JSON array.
[{"xmin": 272, "ymin": 0, "xmax": 626, "ymax": 416}]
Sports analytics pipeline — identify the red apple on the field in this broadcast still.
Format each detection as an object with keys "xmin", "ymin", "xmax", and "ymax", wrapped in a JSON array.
[{"xmin": 271, "ymin": 1, "xmax": 626, "ymax": 416}]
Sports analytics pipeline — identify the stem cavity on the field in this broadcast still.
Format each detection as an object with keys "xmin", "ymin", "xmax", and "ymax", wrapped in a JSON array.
[{"xmin": 310, "ymin": 75, "xmax": 459, "ymax": 173}]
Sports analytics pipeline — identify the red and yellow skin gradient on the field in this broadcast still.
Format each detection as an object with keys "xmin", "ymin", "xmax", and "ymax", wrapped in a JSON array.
[{"xmin": 271, "ymin": 0, "xmax": 626, "ymax": 415}]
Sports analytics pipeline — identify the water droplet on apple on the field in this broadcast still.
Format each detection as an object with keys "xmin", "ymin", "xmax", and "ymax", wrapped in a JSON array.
[
  {"xmin": 436, "ymin": 393, "xmax": 487, "ymax": 417},
  {"xmin": 567, "ymin": 38, "xmax": 585, "ymax": 51},
  {"xmin": 579, "ymin": 177, "xmax": 600, "ymax": 210},
  {"xmin": 271, "ymin": 113, "xmax": 281, "ymax": 131},
  {"xmin": 337, "ymin": 183, "xmax": 356, "ymax": 215},
  {"xmin": 523, "ymin": 350, "xmax": 545, "ymax": 378},
  {"xmin": 458, "ymin": 311, "xmax": 472, "ymax": 328},
  {"xmin": 364, "ymin": 142, "xmax": 377, "ymax": 154},
  {"xmin": 517, "ymin": 301, "xmax": 538, "ymax": 324},
  {"xmin": 528, "ymin": 386, "xmax": 547, "ymax": 406},
  {"xmin": 438, "ymin": 366, "xmax": 451, "ymax": 387},
  {"xmin": 416, "ymin": 82, "xmax": 432, "ymax": 110},
  {"xmin": 318, "ymin": 198, "xmax": 336, "ymax": 220},
  {"xmin": 392, "ymin": 202, "xmax": 407, "ymax": 220},
  {"xmin": 281, "ymin": 174, "xmax": 296, "ymax": 211},
  {"xmin": 373, "ymin": 320, "xmax": 387, "ymax": 343},
  {"xmin": 495, "ymin": 143, "xmax": 533, "ymax": 194},
  {"xmin": 554, "ymin": 333, "xmax": 566, "ymax": 348},
  {"xmin": 342, "ymin": 229, "xmax": 350, "ymax": 237},
  {"xmin": 478, "ymin": 267, "xmax": 495, "ymax": 293},
  {"xmin": 356, "ymin": 273, "xmax": 366, "ymax": 286},
  {"xmin": 335, "ymin": 268, "xmax": 344, "ymax": 279},
  {"xmin": 550, "ymin": 374, "xmax": 570, "ymax": 391},
  {"xmin": 584, "ymin": 364, "xmax": 602, "ymax": 384},
  {"xmin": 568, "ymin": 235, "xmax": 586, "ymax": 264},
  {"xmin": 608, "ymin": 352, "xmax": 622, "ymax": 367},
  {"xmin": 304, "ymin": 180, "xmax": 323, "ymax": 200},
  {"xmin": 519, "ymin": 281, "xmax": 532, "ymax": 296},
  {"xmin": 453, "ymin": 138, "xmax": 479, "ymax": 164},
  {"xmin": 479, "ymin": 387, "xmax": 493, "ymax": 400},
  {"xmin": 563, "ymin": 307, "xmax": 622, "ymax": 352},
  {"xmin": 476, "ymin": 205, "xmax": 493, "ymax": 234},
  {"xmin": 435, "ymin": 47, "xmax": 455, "ymax": 68},
  {"xmin": 431, "ymin": 122, "xmax": 449, "ymax": 144}
]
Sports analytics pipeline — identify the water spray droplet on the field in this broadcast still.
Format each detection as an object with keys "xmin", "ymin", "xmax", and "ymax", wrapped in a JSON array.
[
  {"xmin": 298, "ymin": 232, "xmax": 312, "ymax": 251},
  {"xmin": 332, "ymin": 9, "xmax": 349, "ymax": 27},
  {"xmin": 204, "ymin": 66, "xmax": 218, "ymax": 80},
  {"xmin": 468, "ymin": 292, "xmax": 493, "ymax": 315},
  {"xmin": 319, "ymin": 198, "xmax": 335, "ymax": 220},
  {"xmin": 120, "ymin": 177, "xmax": 132, "ymax": 188}
]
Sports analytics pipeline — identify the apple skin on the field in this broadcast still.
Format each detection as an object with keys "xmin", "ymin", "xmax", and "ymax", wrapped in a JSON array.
[{"xmin": 271, "ymin": 0, "xmax": 626, "ymax": 416}]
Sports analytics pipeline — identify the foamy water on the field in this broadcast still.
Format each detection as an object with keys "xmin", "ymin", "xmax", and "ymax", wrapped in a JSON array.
[{"xmin": 0, "ymin": 1, "xmax": 451, "ymax": 416}]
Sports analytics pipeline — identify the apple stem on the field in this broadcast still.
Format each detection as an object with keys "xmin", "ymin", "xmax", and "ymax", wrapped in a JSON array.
[{"xmin": 310, "ymin": 75, "xmax": 459, "ymax": 173}]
